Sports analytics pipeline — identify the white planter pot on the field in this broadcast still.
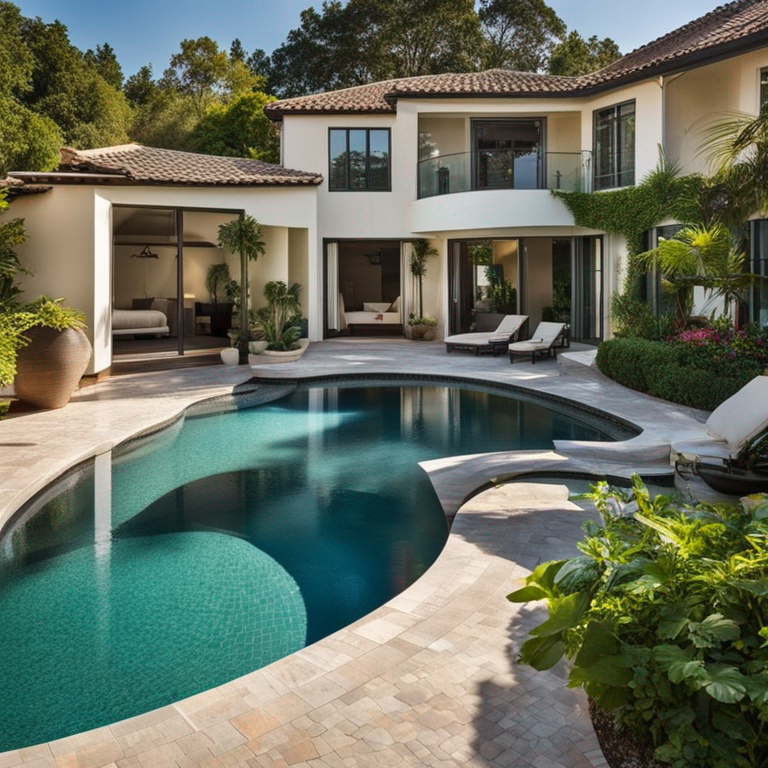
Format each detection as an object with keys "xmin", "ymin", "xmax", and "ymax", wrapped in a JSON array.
[
  {"xmin": 248, "ymin": 340, "xmax": 268, "ymax": 354},
  {"xmin": 220, "ymin": 347, "xmax": 240, "ymax": 366},
  {"xmin": 253, "ymin": 339, "xmax": 310, "ymax": 365}
]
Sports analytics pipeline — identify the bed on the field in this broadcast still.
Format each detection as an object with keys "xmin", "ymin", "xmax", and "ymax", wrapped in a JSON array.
[
  {"xmin": 343, "ymin": 299, "xmax": 402, "ymax": 336},
  {"xmin": 112, "ymin": 308, "xmax": 170, "ymax": 337}
]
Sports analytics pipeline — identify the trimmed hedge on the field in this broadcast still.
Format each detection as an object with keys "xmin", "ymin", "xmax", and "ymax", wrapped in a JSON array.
[{"xmin": 596, "ymin": 338, "xmax": 762, "ymax": 411}]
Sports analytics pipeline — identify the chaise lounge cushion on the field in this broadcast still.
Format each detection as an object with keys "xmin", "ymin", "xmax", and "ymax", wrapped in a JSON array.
[
  {"xmin": 445, "ymin": 315, "xmax": 528, "ymax": 348},
  {"xmin": 509, "ymin": 322, "xmax": 565, "ymax": 351}
]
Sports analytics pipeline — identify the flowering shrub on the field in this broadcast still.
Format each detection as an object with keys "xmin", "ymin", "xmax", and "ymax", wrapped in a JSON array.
[{"xmin": 669, "ymin": 324, "xmax": 768, "ymax": 378}]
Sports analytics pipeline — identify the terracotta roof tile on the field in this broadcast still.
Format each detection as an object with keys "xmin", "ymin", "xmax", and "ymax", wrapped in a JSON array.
[
  {"xmin": 54, "ymin": 144, "xmax": 323, "ymax": 186},
  {"xmin": 266, "ymin": 0, "xmax": 768, "ymax": 118}
]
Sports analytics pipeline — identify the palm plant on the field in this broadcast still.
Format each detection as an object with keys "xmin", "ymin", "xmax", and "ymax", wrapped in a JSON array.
[
  {"xmin": 253, "ymin": 280, "xmax": 302, "ymax": 351},
  {"xmin": 217, "ymin": 215, "xmax": 266, "ymax": 358},
  {"xmin": 409, "ymin": 239, "xmax": 438, "ymax": 319},
  {"xmin": 0, "ymin": 192, "xmax": 29, "ymax": 310},
  {"xmin": 638, "ymin": 223, "xmax": 748, "ymax": 321}
]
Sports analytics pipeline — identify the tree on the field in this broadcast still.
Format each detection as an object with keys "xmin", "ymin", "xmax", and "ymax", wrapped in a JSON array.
[
  {"xmin": 85, "ymin": 42, "xmax": 123, "ymax": 89},
  {"xmin": 124, "ymin": 64, "xmax": 157, "ymax": 106},
  {"xmin": 479, "ymin": 0, "xmax": 566, "ymax": 72},
  {"xmin": 161, "ymin": 37, "xmax": 230, "ymax": 116},
  {"xmin": 188, "ymin": 91, "xmax": 279, "ymax": 162},
  {"xmin": 0, "ymin": 2, "xmax": 33, "ymax": 97},
  {"xmin": 0, "ymin": 97, "xmax": 61, "ymax": 175},
  {"xmin": 229, "ymin": 38, "xmax": 246, "ymax": 62},
  {"xmin": 129, "ymin": 88, "xmax": 198, "ymax": 150},
  {"xmin": 410, "ymin": 239, "xmax": 438, "ymax": 318},
  {"xmin": 218, "ymin": 215, "xmax": 266, "ymax": 361},
  {"xmin": 548, "ymin": 31, "xmax": 621, "ymax": 76}
]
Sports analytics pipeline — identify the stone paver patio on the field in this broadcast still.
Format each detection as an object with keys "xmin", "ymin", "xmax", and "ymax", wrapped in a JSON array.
[{"xmin": 0, "ymin": 339, "xmax": 710, "ymax": 767}]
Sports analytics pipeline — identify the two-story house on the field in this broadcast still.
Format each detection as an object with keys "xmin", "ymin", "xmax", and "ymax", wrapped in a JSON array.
[{"xmin": 6, "ymin": 0, "xmax": 768, "ymax": 376}]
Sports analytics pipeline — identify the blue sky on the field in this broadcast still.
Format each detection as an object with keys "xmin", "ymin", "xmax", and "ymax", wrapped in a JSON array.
[{"xmin": 17, "ymin": 0, "xmax": 721, "ymax": 78}]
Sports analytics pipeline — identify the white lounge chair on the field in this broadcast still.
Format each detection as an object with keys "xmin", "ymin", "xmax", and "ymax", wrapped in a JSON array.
[
  {"xmin": 444, "ymin": 315, "xmax": 528, "ymax": 356},
  {"xmin": 508, "ymin": 322, "xmax": 567, "ymax": 364},
  {"xmin": 672, "ymin": 376, "xmax": 768, "ymax": 462}
]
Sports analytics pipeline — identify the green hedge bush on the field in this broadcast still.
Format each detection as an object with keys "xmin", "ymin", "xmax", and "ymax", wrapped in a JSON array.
[{"xmin": 596, "ymin": 338, "xmax": 762, "ymax": 410}]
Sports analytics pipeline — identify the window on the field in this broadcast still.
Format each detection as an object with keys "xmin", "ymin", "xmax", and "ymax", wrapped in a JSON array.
[
  {"xmin": 761, "ymin": 68, "xmax": 768, "ymax": 113},
  {"xmin": 593, "ymin": 101, "xmax": 635, "ymax": 190},
  {"xmin": 328, "ymin": 128, "xmax": 391, "ymax": 191},
  {"xmin": 751, "ymin": 220, "xmax": 768, "ymax": 329}
]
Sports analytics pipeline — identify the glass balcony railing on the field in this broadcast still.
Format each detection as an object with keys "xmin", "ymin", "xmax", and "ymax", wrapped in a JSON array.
[{"xmin": 417, "ymin": 150, "xmax": 592, "ymax": 199}]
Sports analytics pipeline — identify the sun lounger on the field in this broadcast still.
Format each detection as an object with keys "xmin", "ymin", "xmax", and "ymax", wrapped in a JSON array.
[
  {"xmin": 508, "ymin": 322, "xmax": 567, "ymax": 364},
  {"xmin": 444, "ymin": 315, "xmax": 528, "ymax": 356},
  {"xmin": 671, "ymin": 375, "xmax": 768, "ymax": 462}
]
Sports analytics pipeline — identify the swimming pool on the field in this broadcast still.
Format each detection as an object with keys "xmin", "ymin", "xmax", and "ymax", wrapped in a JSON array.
[{"xmin": 0, "ymin": 382, "xmax": 626, "ymax": 751}]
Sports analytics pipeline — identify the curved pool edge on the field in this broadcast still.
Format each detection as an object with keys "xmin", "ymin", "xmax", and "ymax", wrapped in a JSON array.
[
  {"xmin": 0, "ymin": 360, "xmax": 703, "ymax": 763},
  {"xmin": 0, "ymin": 478, "xmax": 607, "ymax": 767}
]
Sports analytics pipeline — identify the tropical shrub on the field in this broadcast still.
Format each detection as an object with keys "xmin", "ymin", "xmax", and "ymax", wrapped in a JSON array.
[
  {"xmin": 510, "ymin": 477, "xmax": 768, "ymax": 768},
  {"xmin": 407, "ymin": 313, "xmax": 437, "ymax": 326},
  {"xmin": 252, "ymin": 280, "xmax": 301, "ymax": 351},
  {"xmin": 597, "ymin": 337, "xmax": 763, "ymax": 410}
]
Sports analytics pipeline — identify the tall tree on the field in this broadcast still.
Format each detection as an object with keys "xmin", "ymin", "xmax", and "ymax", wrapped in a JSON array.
[
  {"xmin": 188, "ymin": 92, "xmax": 279, "ymax": 162},
  {"xmin": 124, "ymin": 64, "xmax": 157, "ymax": 106},
  {"xmin": 0, "ymin": 1, "xmax": 32, "ymax": 97},
  {"xmin": 548, "ymin": 31, "xmax": 621, "ymax": 76},
  {"xmin": 161, "ymin": 37, "xmax": 230, "ymax": 116},
  {"xmin": 479, "ymin": 0, "xmax": 566, "ymax": 72},
  {"xmin": 85, "ymin": 42, "xmax": 123, "ymax": 89},
  {"xmin": 229, "ymin": 38, "xmax": 246, "ymax": 62}
]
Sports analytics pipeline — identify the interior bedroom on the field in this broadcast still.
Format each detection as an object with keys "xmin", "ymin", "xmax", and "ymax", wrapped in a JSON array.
[
  {"xmin": 326, "ymin": 240, "xmax": 403, "ymax": 337},
  {"xmin": 111, "ymin": 206, "xmax": 241, "ymax": 370}
]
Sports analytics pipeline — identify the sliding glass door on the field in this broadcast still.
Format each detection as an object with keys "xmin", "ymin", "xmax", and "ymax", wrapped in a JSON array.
[
  {"xmin": 472, "ymin": 120, "xmax": 543, "ymax": 190},
  {"xmin": 571, "ymin": 236, "xmax": 603, "ymax": 343}
]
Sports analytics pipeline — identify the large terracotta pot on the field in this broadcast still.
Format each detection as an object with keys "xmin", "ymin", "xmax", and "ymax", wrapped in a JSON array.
[
  {"xmin": 410, "ymin": 324, "xmax": 437, "ymax": 341},
  {"xmin": 15, "ymin": 326, "xmax": 92, "ymax": 409},
  {"xmin": 589, "ymin": 700, "xmax": 661, "ymax": 768}
]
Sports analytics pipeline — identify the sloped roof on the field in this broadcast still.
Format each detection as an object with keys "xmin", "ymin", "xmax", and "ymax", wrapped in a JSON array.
[
  {"xmin": 10, "ymin": 145, "xmax": 323, "ymax": 187},
  {"xmin": 266, "ymin": 0, "xmax": 768, "ymax": 118}
]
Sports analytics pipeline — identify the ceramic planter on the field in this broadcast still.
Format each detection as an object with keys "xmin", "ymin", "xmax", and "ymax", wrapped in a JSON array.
[
  {"xmin": 254, "ymin": 339, "xmax": 310, "ymax": 364},
  {"xmin": 410, "ymin": 324, "xmax": 437, "ymax": 341},
  {"xmin": 248, "ymin": 340, "xmax": 268, "ymax": 354},
  {"xmin": 220, "ymin": 347, "xmax": 240, "ymax": 366},
  {"xmin": 588, "ymin": 700, "xmax": 661, "ymax": 768},
  {"xmin": 15, "ymin": 326, "xmax": 92, "ymax": 409}
]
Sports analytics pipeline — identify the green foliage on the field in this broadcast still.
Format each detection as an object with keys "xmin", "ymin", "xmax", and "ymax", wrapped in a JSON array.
[
  {"xmin": 217, "ymin": 216, "xmax": 266, "ymax": 263},
  {"xmin": 548, "ymin": 31, "xmax": 621, "ymax": 76},
  {"xmin": 252, "ymin": 281, "xmax": 302, "ymax": 351},
  {"xmin": 0, "ymin": 1, "xmax": 32, "ymax": 96},
  {"xmin": 479, "ymin": 266, "xmax": 517, "ymax": 314},
  {"xmin": 0, "ymin": 192, "xmax": 29, "ymax": 309},
  {"xmin": 205, "ymin": 263, "xmax": 231, "ymax": 305},
  {"xmin": 0, "ymin": 400, "xmax": 9, "ymax": 418},
  {"xmin": 124, "ymin": 65, "xmax": 156, "ymax": 106},
  {"xmin": 0, "ymin": 309, "xmax": 32, "ymax": 386},
  {"xmin": 407, "ymin": 313, "xmax": 437, "ymax": 326},
  {"xmin": 23, "ymin": 295, "xmax": 86, "ymax": 331},
  {"xmin": 410, "ymin": 239, "xmax": 438, "ymax": 319},
  {"xmin": 596, "ymin": 337, "xmax": 763, "ymax": 410},
  {"xmin": 478, "ymin": 0, "xmax": 565, "ymax": 72},
  {"xmin": 511, "ymin": 477, "xmax": 768, "ymax": 767},
  {"xmin": 0, "ymin": 97, "xmax": 61, "ymax": 176},
  {"xmin": 188, "ymin": 92, "xmax": 279, "ymax": 163},
  {"xmin": 84, "ymin": 43, "xmax": 123, "ymax": 90}
]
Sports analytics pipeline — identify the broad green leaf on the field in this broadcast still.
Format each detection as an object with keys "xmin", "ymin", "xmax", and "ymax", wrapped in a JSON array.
[
  {"xmin": 711, "ymin": 709, "xmax": 756, "ymax": 742},
  {"xmin": 703, "ymin": 664, "xmax": 747, "ymax": 703},
  {"xmin": 660, "ymin": 705, "xmax": 695, "ymax": 730},
  {"xmin": 742, "ymin": 673, "xmax": 768, "ymax": 704},
  {"xmin": 580, "ymin": 656, "xmax": 633, "ymax": 686},
  {"xmin": 526, "ymin": 560, "xmax": 567, "ymax": 591},
  {"xmin": 529, "ymin": 592, "xmax": 590, "ymax": 637},
  {"xmin": 655, "ymin": 645, "xmax": 706, "ymax": 684},
  {"xmin": 688, "ymin": 614, "xmax": 741, "ymax": 648},
  {"xmin": 728, "ymin": 578, "xmax": 768, "ymax": 596},
  {"xmin": 658, "ymin": 605, "xmax": 689, "ymax": 640},
  {"xmin": 634, "ymin": 513, "xmax": 682, "ymax": 545},
  {"xmin": 518, "ymin": 635, "xmax": 565, "ymax": 671},
  {"xmin": 553, "ymin": 556, "xmax": 599, "ymax": 593},
  {"xmin": 575, "ymin": 621, "xmax": 619, "ymax": 668},
  {"xmin": 506, "ymin": 585, "xmax": 549, "ymax": 603},
  {"xmin": 595, "ymin": 685, "xmax": 627, "ymax": 710}
]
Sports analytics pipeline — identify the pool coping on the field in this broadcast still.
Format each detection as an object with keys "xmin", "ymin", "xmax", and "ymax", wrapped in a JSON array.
[{"xmin": 0, "ymin": 345, "xmax": 711, "ymax": 765}]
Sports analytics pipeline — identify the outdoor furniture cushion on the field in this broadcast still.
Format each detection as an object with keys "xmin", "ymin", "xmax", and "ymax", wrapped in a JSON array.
[
  {"xmin": 509, "ymin": 322, "xmax": 565, "ymax": 350},
  {"xmin": 363, "ymin": 302, "xmax": 392, "ymax": 312},
  {"xmin": 444, "ymin": 315, "xmax": 528, "ymax": 348},
  {"xmin": 704, "ymin": 375, "xmax": 768, "ymax": 450}
]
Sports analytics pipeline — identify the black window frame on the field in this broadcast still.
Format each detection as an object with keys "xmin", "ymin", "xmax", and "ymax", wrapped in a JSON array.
[
  {"xmin": 327, "ymin": 127, "xmax": 392, "ymax": 192},
  {"xmin": 593, "ymin": 100, "xmax": 636, "ymax": 191},
  {"xmin": 761, "ymin": 67, "xmax": 768, "ymax": 113}
]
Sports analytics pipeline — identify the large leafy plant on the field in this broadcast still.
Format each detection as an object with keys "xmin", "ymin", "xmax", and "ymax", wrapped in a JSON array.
[
  {"xmin": 252, "ymin": 281, "xmax": 301, "ymax": 351},
  {"xmin": 510, "ymin": 477, "xmax": 768, "ymax": 767}
]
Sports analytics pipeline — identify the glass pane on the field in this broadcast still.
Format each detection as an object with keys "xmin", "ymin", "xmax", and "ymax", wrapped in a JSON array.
[
  {"xmin": 618, "ymin": 104, "xmax": 635, "ymax": 187},
  {"xmin": 368, "ymin": 130, "xmax": 389, "ymax": 190},
  {"xmin": 474, "ymin": 121, "xmax": 541, "ymax": 189},
  {"xmin": 329, "ymin": 130, "xmax": 347, "ymax": 190},
  {"xmin": 761, "ymin": 69, "xmax": 768, "ymax": 113},
  {"xmin": 348, "ymin": 130, "xmax": 367, "ymax": 190},
  {"xmin": 594, "ymin": 108, "xmax": 615, "ymax": 190},
  {"xmin": 755, "ymin": 221, "xmax": 768, "ymax": 329}
]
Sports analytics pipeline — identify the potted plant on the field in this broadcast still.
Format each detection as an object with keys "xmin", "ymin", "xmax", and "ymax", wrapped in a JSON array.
[
  {"xmin": 253, "ymin": 281, "xmax": 309, "ymax": 362},
  {"xmin": 408, "ymin": 313, "xmax": 438, "ymax": 341},
  {"xmin": 220, "ymin": 332, "xmax": 240, "ymax": 365},
  {"xmin": 13, "ymin": 297, "xmax": 92, "ymax": 409},
  {"xmin": 509, "ymin": 475, "xmax": 768, "ymax": 768},
  {"xmin": 199, "ymin": 263, "xmax": 235, "ymax": 337},
  {"xmin": 217, "ymin": 215, "xmax": 266, "ymax": 362},
  {"xmin": 408, "ymin": 239, "xmax": 438, "ymax": 336}
]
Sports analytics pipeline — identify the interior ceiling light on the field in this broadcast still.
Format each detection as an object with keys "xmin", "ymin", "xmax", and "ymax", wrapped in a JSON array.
[{"xmin": 130, "ymin": 245, "xmax": 160, "ymax": 260}]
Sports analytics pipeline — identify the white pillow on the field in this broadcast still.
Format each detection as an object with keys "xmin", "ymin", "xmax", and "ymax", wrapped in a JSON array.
[
  {"xmin": 706, "ymin": 376, "xmax": 768, "ymax": 449},
  {"xmin": 389, "ymin": 296, "xmax": 400, "ymax": 314},
  {"xmin": 363, "ymin": 302, "xmax": 391, "ymax": 312}
]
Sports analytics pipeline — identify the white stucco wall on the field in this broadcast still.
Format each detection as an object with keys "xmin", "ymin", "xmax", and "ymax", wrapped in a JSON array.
[{"xmin": 665, "ymin": 49, "xmax": 768, "ymax": 175}]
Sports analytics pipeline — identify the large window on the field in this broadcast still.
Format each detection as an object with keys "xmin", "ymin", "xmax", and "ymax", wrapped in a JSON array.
[
  {"xmin": 752, "ymin": 220, "xmax": 768, "ymax": 329},
  {"xmin": 328, "ymin": 128, "xmax": 391, "ymax": 191},
  {"xmin": 761, "ymin": 68, "xmax": 768, "ymax": 113},
  {"xmin": 593, "ymin": 101, "xmax": 635, "ymax": 190}
]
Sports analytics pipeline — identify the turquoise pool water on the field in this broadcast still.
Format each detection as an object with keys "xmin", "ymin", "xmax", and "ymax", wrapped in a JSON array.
[{"xmin": 0, "ymin": 382, "xmax": 623, "ymax": 751}]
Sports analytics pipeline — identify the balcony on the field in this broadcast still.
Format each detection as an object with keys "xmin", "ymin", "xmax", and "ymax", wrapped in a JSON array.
[{"xmin": 417, "ymin": 150, "xmax": 592, "ymax": 200}]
